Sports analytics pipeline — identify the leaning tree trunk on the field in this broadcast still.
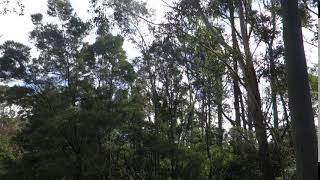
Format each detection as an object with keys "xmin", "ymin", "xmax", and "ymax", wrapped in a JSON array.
[
  {"xmin": 237, "ymin": 1, "xmax": 273, "ymax": 179},
  {"xmin": 280, "ymin": 0, "xmax": 318, "ymax": 179}
]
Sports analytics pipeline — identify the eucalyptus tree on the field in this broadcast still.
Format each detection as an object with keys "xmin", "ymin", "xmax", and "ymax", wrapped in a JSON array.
[
  {"xmin": 163, "ymin": 0, "xmax": 274, "ymax": 178},
  {"xmin": 281, "ymin": 0, "xmax": 318, "ymax": 179}
]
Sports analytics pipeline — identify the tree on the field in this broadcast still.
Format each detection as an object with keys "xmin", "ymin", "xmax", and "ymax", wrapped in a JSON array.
[
  {"xmin": 0, "ymin": 1, "xmax": 145, "ymax": 179},
  {"xmin": 280, "ymin": 0, "xmax": 318, "ymax": 179},
  {"xmin": 0, "ymin": 0, "xmax": 317, "ymax": 179}
]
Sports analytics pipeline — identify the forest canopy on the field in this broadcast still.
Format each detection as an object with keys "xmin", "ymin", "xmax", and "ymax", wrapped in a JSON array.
[{"xmin": 0, "ymin": 0, "xmax": 318, "ymax": 180}]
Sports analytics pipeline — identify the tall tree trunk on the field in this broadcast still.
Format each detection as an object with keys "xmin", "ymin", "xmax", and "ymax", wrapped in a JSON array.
[
  {"xmin": 268, "ymin": 0, "xmax": 279, "ymax": 131},
  {"xmin": 237, "ymin": 1, "xmax": 273, "ymax": 179},
  {"xmin": 280, "ymin": 0, "xmax": 318, "ymax": 179},
  {"xmin": 229, "ymin": 3, "xmax": 241, "ymax": 128},
  {"xmin": 239, "ymin": 91, "xmax": 247, "ymax": 130},
  {"xmin": 217, "ymin": 74, "xmax": 223, "ymax": 146}
]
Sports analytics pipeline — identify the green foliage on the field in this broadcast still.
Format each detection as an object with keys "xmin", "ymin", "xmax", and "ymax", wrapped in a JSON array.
[
  {"xmin": 0, "ymin": 136, "xmax": 14, "ymax": 161},
  {"xmin": 0, "ymin": 0, "xmax": 304, "ymax": 179},
  {"xmin": 308, "ymin": 73, "xmax": 317, "ymax": 93},
  {"xmin": 0, "ymin": 41, "xmax": 30, "ymax": 81}
]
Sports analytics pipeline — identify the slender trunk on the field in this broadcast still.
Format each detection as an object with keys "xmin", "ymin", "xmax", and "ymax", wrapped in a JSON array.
[
  {"xmin": 237, "ymin": 1, "xmax": 273, "ymax": 179},
  {"xmin": 203, "ymin": 93, "xmax": 210, "ymax": 157},
  {"xmin": 217, "ymin": 75, "xmax": 223, "ymax": 146},
  {"xmin": 217, "ymin": 102, "xmax": 223, "ymax": 145},
  {"xmin": 201, "ymin": 90, "xmax": 205, "ymax": 138},
  {"xmin": 280, "ymin": 1, "xmax": 318, "ymax": 179},
  {"xmin": 239, "ymin": 90, "xmax": 247, "ymax": 130},
  {"xmin": 202, "ymin": 89, "xmax": 212, "ymax": 178},
  {"xmin": 229, "ymin": 0, "xmax": 249, "ymax": 131},
  {"xmin": 229, "ymin": 3, "xmax": 241, "ymax": 128}
]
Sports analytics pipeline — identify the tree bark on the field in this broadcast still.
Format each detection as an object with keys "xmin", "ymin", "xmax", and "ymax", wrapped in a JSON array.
[
  {"xmin": 239, "ymin": 90, "xmax": 247, "ymax": 130},
  {"xmin": 237, "ymin": 1, "xmax": 273, "ymax": 179},
  {"xmin": 280, "ymin": 0, "xmax": 318, "ymax": 179},
  {"xmin": 229, "ymin": 2, "xmax": 241, "ymax": 128}
]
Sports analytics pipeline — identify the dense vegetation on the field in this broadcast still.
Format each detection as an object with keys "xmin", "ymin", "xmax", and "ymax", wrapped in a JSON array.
[{"xmin": 0, "ymin": 0, "xmax": 318, "ymax": 179}]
